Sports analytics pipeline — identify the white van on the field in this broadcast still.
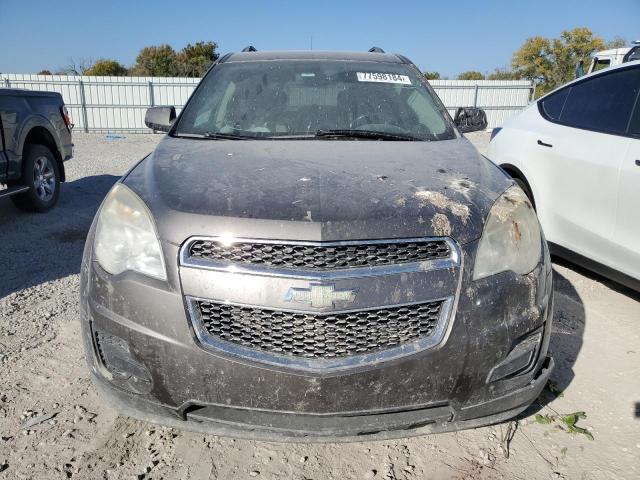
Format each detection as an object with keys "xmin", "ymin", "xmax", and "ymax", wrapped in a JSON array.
[{"xmin": 587, "ymin": 41, "xmax": 640, "ymax": 74}]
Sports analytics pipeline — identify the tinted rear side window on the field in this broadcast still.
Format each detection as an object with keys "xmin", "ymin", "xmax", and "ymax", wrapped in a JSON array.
[
  {"xmin": 559, "ymin": 67, "xmax": 640, "ymax": 134},
  {"xmin": 629, "ymin": 99, "xmax": 640, "ymax": 136},
  {"xmin": 540, "ymin": 88, "xmax": 569, "ymax": 120}
]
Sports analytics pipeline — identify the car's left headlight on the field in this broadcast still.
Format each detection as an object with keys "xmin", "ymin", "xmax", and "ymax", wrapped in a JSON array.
[
  {"xmin": 473, "ymin": 186, "xmax": 541, "ymax": 281},
  {"xmin": 94, "ymin": 184, "xmax": 167, "ymax": 280}
]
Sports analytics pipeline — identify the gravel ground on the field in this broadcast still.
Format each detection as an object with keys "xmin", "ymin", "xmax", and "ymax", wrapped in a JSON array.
[{"xmin": 1, "ymin": 132, "xmax": 639, "ymax": 480}]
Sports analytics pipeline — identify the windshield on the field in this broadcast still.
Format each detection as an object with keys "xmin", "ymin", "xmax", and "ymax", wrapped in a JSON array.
[{"xmin": 174, "ymin": 60, "xmax": 455, "ymax": 141}]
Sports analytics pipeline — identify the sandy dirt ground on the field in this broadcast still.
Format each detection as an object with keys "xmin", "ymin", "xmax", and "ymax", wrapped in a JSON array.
[{"xmin": 1, "ymin": 132, "xmax": 639, "ymax": 480}]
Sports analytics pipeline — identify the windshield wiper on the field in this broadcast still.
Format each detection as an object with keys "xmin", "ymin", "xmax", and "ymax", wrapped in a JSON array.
[
  {"xmin": 203, "ymin": 131, "xmax": 259, "ymax": 140},
  {"xmin": 171, "ymin": 131, "xmax": 258, "ymax": 140},
  {"xmin": 315, "ymin": 129, "xmax": 422, "ymax": 141}
]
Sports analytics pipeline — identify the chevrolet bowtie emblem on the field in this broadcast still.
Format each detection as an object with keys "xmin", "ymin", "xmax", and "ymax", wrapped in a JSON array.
[{"xmin": 284, "ymin": 283, "xmax": 357, "ymax": 309}]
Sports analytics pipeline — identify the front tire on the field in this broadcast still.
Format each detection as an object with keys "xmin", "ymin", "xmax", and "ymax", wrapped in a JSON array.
[{"xmin": 11, "ymin": 144, "xmax": 61, "ymax": 212}]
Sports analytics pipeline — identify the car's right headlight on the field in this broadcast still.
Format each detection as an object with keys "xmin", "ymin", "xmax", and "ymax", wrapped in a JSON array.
[
  {"xmin": 473, "ymin": 186, "xmax": 542, "ymax": 281},
  {"xmin": 94, "ymin": 184, "xmax": 167, "ymax": 281}
]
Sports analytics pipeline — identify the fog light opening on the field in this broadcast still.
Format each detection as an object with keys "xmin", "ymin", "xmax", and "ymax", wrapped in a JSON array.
[
  {"xmin": 488, "ymin": 331, "xmax": 542, "ymax": 383},
  {"xmin": 94, "ymin": 330, "xmax": 153, "ymax": 394}
]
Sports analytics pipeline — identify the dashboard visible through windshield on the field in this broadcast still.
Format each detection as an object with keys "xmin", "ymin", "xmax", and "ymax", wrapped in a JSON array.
[{"xmin": 174, "ymin": 60, "xmax": 456, "ymax": 141}]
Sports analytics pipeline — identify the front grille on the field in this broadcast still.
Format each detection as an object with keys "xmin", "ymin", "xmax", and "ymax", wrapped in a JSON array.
[
  {"xmin": 188, "ymin": 239, "xmax": 451, "ymax": 270},
  {"xmin": 195, "ymin": 300, "xmax": 443, "ymax": 359}
]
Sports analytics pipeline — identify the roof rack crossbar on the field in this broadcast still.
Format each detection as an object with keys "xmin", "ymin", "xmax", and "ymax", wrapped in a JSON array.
[
  {"xmin": 242, "ymin": 46, "xmax": 257, "ymax": 52},
  {"xmin": 368, "ymin": 47, "xmax": 385, "ymax": 53}
]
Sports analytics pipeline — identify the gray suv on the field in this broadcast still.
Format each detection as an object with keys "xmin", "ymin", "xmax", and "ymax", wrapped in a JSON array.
[{"xmin": 80, "ymin": 48, "xmax": 553, "ymax": 441}]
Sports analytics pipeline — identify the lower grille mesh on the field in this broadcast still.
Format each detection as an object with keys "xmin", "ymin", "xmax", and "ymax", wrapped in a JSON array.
[{"xmin": 195, "ymin": 300, "xmax": 443, "ymax": 359}]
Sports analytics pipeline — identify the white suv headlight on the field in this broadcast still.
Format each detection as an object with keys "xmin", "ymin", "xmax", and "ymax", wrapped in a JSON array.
[
  {"xmin": 94, "ymin": 184, "xmax": 167, "ymax": 280},
  {"xmin": 473, "ymin": 186, "xmax": 541, "ymax": 281}
]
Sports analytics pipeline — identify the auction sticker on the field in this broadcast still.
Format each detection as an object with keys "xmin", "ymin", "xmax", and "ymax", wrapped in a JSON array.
[{"xmin": 356, "ymin": 72, "xmax": 411, "ymax": 84}]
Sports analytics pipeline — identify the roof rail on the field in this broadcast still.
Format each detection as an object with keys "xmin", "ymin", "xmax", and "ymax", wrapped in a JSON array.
[
  {"xmin": 242, "ymin": 46, "xmax": 257, "ymax": 52},
  {"xmin": 368, "ymin": 47, "xmax": 385, "ymax": 53}
]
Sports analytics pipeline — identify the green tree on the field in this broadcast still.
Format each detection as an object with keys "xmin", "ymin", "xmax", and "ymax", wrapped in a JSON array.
[
  {"xmin": 457, "ymin": 71, "xmax": 485, "ymax": 80},
  {"xmin": 177, "ymin": 41, "xmax": 219, "ymax": 77},
  {"xmin": 605, "ymin": 36, "xmax": 627, "ymax": 49},
  {"xmin": 423, "ymin": 71, "xmax": 441, "ymax": 80},
  {"xmin": 487, "ymin": 68, "xmax": 521, "ymax": 80},
  {"xmin": 84, "ymin": 59, "xmax": 127, "ymax": 76},
  {"xmin": 130, "ymin": 45, "xmax": 179, "ymax": 77},
  {"xmin": 511, "ymin": 36, "xmax": 552, "ymax": 85},
  {"xmin": 512, "ymin": 28, "xmax": 605, "ymax": 96}
]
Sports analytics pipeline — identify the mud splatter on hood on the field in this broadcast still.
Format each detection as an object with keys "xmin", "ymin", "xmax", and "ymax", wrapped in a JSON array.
[{"xmin": 123, "ymin": 136, "xmax": 513, "ymax": 245}]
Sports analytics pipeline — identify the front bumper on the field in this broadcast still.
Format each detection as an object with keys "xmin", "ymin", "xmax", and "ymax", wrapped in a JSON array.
[
  {"xmin": 80, "ymin": 236, "xmax": 554, "ymax": 441},
  {"xmin": 92, "ymin": 356, "xmax": 553, "ymax": 442}
]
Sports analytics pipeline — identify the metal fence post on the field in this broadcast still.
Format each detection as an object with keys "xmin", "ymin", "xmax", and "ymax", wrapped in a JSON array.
[
  {"xmin": 473, "ymin": 84, "xmax": 479, "ymax": 107},
  {"xmin": 78, "ymin": 80, "xmax": 89, "ymax": 133},
  {"xmin": 148, "ymin": 81, "xmax": 155, "ymax": 107},
  {"xmin": 531, "ymin": 82, "xmax": 537, "ymax": 102}
]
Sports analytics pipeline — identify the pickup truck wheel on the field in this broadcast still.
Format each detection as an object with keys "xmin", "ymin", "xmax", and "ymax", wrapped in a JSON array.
[{"xmin": 11, "ymin": 144, "xmax": 60, "ymax": 212}]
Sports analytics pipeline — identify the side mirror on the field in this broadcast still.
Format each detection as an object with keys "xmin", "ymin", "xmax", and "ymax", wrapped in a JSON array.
[
  {"xmin": 145, "ymin": 106, "xmax": 176, "ymax": 132},
  {"xmin": 454, "ymin": 107, "xmax": 488, "ymax": 133}
]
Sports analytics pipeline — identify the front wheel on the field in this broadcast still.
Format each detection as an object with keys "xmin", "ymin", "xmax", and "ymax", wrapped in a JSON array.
[{"xmin": 11, "ymin": 144, "xmax": 61, "ymax": 212}]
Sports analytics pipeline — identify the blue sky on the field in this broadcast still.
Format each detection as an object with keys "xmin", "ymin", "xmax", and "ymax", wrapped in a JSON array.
[{"xmin": 1, "ymin": 0, "xmax": 638, "ymax": 77}]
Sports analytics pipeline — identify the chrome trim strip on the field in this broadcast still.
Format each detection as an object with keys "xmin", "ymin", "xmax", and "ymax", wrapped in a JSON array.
[
  {"xmin": 186, "ymin": 296, "xmax": 454, "ymax": 372},
  {"xmin": 179, "ymin": 236, "xmax": 460, "ymax": 280},
  {"xmin": 0, "ymin": 185, "xmax": 30, "ymax": 199},
  {"xmin": 189, "ymin": 295, "xmax": 445, "ymax": 316}
]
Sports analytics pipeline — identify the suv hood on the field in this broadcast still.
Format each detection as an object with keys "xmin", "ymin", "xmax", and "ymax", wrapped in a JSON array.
[{"xmin": 124, "ymin": 136, "xmax": 512, "ymax": 245}]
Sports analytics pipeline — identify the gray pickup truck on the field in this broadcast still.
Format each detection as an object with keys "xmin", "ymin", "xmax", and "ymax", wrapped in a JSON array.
[{"xmin": 0, "ymin": 89, "xmax": 73, "ymax": 211}]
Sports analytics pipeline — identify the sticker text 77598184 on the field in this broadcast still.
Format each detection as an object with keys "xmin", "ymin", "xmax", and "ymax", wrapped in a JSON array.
[{"xmin": 356, "ymin": 72, "xmax": 412, "ymax": 85}]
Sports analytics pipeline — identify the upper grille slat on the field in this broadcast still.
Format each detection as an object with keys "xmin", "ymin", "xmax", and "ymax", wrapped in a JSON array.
[
  {"xmin": 196, "ymin": 300, "xmax": 443, "ymax": 359},
  {"xmin": 189, "ymin": 239, "xmax": 451, "ymax": 270}
]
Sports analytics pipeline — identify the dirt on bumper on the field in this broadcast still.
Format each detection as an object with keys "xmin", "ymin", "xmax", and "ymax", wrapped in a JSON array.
[
  {"xmin": 90, "ymin": 356, "xmax": 553, "ymax": 442},
  {"xmin": 80, "ymin": 237, "xmax": 553, "ymax": 440}
]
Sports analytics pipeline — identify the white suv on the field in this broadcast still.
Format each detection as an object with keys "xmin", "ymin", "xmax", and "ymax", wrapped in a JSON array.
[{"xmin": 487, "ymin": 61, "xmax": 640, "ymax": 290}]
